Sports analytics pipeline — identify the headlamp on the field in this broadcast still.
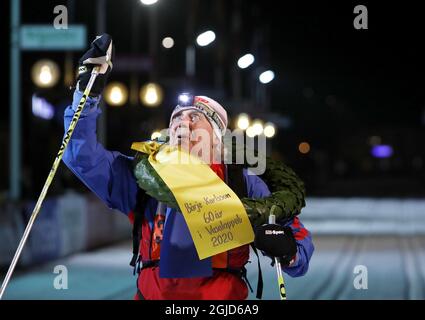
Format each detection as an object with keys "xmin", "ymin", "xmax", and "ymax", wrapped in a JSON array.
[{"xmin": 177, "ymin": 93, "xmax": 194, "ymax": 107}]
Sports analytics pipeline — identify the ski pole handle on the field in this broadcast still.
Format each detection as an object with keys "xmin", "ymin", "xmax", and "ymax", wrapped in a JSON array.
[
  {"xmin": 269, "ymin": 205, "xmax": 287, "ymax": 300},
  {"xmin": 269, "ymin": 204, "xmax": 278, "ymax": 224}
]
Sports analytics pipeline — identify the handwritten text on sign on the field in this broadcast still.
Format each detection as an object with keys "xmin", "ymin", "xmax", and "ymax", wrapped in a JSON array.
[{"xmin": 149, "ymin": 146, "xmax": 254, "ymax": 260}]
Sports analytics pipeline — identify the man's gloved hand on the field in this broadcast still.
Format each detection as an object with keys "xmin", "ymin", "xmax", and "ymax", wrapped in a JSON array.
[
  {"xmin": 254, "ymin": 223, "xmax": 298, "ymax": 266},
  {"xmin": 77, "ymin": 33, "xmax": 114, "ymax": 96}
]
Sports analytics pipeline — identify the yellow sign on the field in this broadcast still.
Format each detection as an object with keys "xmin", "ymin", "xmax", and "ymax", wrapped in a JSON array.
[{"xmin": 144, "ymin": 144, "xmax": 254, "ymax": 260}]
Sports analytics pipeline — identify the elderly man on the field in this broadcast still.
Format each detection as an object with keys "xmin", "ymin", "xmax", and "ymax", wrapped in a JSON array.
[{"xmin": 63, "ymin": 34, "xmax": 314, "ymax": 300}]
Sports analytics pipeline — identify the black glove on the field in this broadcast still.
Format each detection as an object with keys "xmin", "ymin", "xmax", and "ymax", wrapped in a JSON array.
[
  {"xmin": 254, "ymin": 223, "xmax": 297, "ymax": 266},
  {"xmin": 77, "ymin": 33, "xmax": 114, "ymax": 96}
]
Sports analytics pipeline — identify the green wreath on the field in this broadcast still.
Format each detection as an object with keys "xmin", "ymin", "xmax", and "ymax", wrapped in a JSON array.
[{"xmin": 132, "ymin": 141, "xmax": 306, "ymax": 226}]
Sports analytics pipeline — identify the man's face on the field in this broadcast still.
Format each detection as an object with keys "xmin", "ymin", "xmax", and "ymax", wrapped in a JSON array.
[{"xmin": 169, "ymin": 109, "xmax": 219, "ymax": 162}]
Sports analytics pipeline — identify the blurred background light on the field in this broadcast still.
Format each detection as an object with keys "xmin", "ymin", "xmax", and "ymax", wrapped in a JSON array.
[
  {"xmin": 259, "ymin": 70, "xmax": 275, "ymax": 84},
  {"xmin": 31, "ymin": 60, "xmax": 60, "ymax": 88},
  {"xmin": 368, "ymin": 135, "xmax": 382, "ymax": 146},
  {"xmin": 140, "ymin": 83, "xmax": 163, "ymax": 107},
  {"xmin": 251, "ymin": 119, "xmax": 264, "ymax": 136},
  {"xmin": 236, "ymin": 113, "xmax": 250, "ymax": 130},
  {"xmin": 371, "ymin": 145, "xmax": 393, "ymax": 158},
  {"xmin": 140, "ymin": 0, "xmax": 158, "ymax": 5},
  {"xmin": 31, "ymin": 94, "xmax": 54, "ymax": 120},
  {"xmin": 196, "ymin": 30, "xmax": 216, "ymax": 47},
  {"xmin": 104, "ymin": 82, "xmax": 128, "ymax": 107},
  {"xmin": 237, "ymin": 54, "xmax": 255, "ymax": 69},
  {"xmin": 299, "ymin": 142, "xmax": 311, "ymax": 154},
  {"xmin": 246, "ymin": 126, "xmax": 256, "ymax": 138},
  {"xmin": 151, "ymin": 131, "xmax": 162, "ymax": 140},
  {"xmin": 162, "ymin": 37, "xmax": 174, "ymax": 49},
  {"xmin": 263, "ymin": 122, "xmax": 276, "ymax": 138}
]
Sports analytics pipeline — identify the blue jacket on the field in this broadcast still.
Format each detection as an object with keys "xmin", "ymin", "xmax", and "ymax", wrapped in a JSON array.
[{"xmin": 63, "ymin": 90, "xmax": 314, "ymax": 277}]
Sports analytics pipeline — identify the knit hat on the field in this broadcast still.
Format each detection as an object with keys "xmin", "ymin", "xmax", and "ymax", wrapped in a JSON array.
[{"xmin": 169, "ymin": 95, "xmax": 228, "ymax": 137}]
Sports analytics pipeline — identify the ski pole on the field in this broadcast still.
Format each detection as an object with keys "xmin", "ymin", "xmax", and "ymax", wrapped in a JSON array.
[
  {"xmin": 269, "ymin": 205, "xmax": 287, "ymax": 300},
  {"xmin": 0, "ymin": 66, "xmax": 101, "ymax": 299}
]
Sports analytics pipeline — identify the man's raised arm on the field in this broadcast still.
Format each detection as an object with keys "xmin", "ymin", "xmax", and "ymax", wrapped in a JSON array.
[{"xmin": 63, "ymin": 34, "xmax": 138, "ymax": 215}]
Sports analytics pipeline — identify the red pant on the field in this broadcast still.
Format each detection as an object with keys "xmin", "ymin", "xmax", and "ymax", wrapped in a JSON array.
[{"xmin": 134, "ymin": 267, "xmax": 248, "ymax": 300}]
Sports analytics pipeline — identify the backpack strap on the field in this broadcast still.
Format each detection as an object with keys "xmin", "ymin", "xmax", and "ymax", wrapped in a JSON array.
[
  {"xmin": 130, "ymin": 190, "xmax": 148, "ymax": 274},
  {"xmin": 226, "ymin": 164, "xmax": 247, "ymax": 198},
  {"xmin": 250, "ymin": 244, "xmax": 264, "ymax": 299}
]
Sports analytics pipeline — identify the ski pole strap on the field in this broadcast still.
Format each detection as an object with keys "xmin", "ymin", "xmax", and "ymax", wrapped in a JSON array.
[
  {"xmin": 251, "ymin": 244, "xmax": 263, "ymax": 299},
  {"xmin": 240, "ymin": 267, "xmax": 254, "ymax": 294}
]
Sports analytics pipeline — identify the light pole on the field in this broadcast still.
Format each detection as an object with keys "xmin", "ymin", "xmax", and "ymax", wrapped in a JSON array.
[
  {"xmin": 139, "ymin": 0, "xmax": 159, "ymax": 81},
  {"xmin": 10, "ymin": 0, "xmax": 21, "ymax": 200},
  {"xmin": 148, "ymin": 3, "xmax": 158, "ymax": 80},
  {"xmin": 97, "ymin": 0, "xmax": 107, "ymax": 145},
  {"xmin": 185, "ymin": 0, "xmax": 196, "ymax": 81}
]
